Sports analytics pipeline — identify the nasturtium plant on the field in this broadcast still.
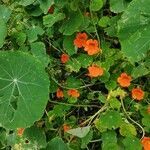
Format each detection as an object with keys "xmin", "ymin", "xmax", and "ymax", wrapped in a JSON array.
[{"xmin": 0, "ymin": 0, "xmax": 149, "ymax": 149}]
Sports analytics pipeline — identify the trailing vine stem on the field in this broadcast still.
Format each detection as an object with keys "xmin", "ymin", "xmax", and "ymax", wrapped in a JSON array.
[
  {"xmin": 50, "ymin": 76, "xmax": 95, "ymax": 90},
  {"xmin": 120, "ymin": 98, "xmax": 145, "ymax": 140},
  {"xmin": 80, "ymin": 92, "xmax": 111, "ymax": 126},
  {"xmin": 48, "ymin": 100, "xmax": 101, "ymax": 108}
]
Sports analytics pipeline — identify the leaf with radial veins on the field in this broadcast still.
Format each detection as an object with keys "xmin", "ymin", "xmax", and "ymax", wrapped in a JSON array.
[
  {"xmin": 0, "ymin": 51, "xmax": 49, "ymax": 129},
  {"xmin": 118, "ymin": 0, "xmax": 150, "ymax": 62}
]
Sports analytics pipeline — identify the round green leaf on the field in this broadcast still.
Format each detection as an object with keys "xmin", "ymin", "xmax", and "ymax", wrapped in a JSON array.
[
  {"xmin": 119, "ymin": 123, "xmax": 137, "ymax": 137},
  {"xmin": 123, "ymin": 136, "xmax": 142, "ymax": 150},
  {"xmin": 100, "ymin": 110, "xmax": 122, "ymax": 129},
  {"xmin": 0, "ymin": 51, "xmax": 49, "ymax": 129},
  {"xmin": 90, "ymin": 0, "xmax": 103, "ymax": 12},
  {"xmin": 46, "ymin": 137, "xmax": 70, "ymax": 150}
]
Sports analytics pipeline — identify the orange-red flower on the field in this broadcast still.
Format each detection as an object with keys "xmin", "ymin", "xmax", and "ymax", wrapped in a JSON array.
[
  {"xmin": 117, "ymin": 73, "xmax": 132, "ymax": 87},
  {"xmin": 60, "ymin": 54, "xmax": 69, "ymax": 64},
  {"xmin": 84, "ymin": 39, "xmax": 100, "ymax": 55},
  {"xmin": 74, "ymin": 33, "xmax": 88, "ymax": 48},
  {"xmin": 17, "ymin": 128, "xmax": 25, "ymax": 137},
  {"xmin": 87, "ymin": 64, "xmax": 104, "ymax": 78},
  {"xmin": 63, "ymin": 124, "xmax": 71, "ymax": 132},
  {"xmin": 67, "ymin": 89, "xmax": 80, "ymax": 98},
  {"xmin": 131, "ymin": 88, "xmax": 144, "ymax": 101},
  {"xmin": 141, "ymin": 137, "xmax": 150, "ymax": 150},
  {"xmin": 56, "ymin": 88, "xmax": 64, "ymax": 98}
]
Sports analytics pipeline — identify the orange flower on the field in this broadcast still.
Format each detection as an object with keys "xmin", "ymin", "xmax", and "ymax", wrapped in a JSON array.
[
  {"xmin": 67, "ymin": 89, "xmax": 80, "ymax": 98},
  {"xmin": 60, "ymin": 54, "xmax": 69, "ymax": 64},
  {"xmin": 141, "ymin": 137, "xmax": 150, "ymax": 150},
  {"xmin": 56, "ymin": 88, "xmax": 64, "ymax": 98},
  {"xmin": 131, "ymin": 88, "xmax": 144, "ymax": 101},
  {"xmin": 63, "ymin": 124, "xmax": 71, "ymax": 132},
  {"xmin": 117, "ymin": 73, "xmax": 132, "ymax": 87},
  {"xmin": 84, "ymin": 39, "xmax": 100, "ymax": 55},
  {"xmin": 74, "ymin": 33, "xmax": 88, "ymax": 48},
  {"xmin": 87, "ymin": 64, "xmax": 104, "ymax": 78},
  {"xmin": 17, "ymin": 128, "xmax": 25, "ymax": 137}
]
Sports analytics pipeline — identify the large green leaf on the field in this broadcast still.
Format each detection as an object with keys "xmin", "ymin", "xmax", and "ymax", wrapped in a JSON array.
[
  {"xmin": 109, "ymin": 0, "xmax": 129, "ymax": 13},
  {"xmin": 0, "ymin": 51, "xmax": 49, "ymax": 129},
  {"xmin": 0, "ymin": 5, "xmax": 11, "ymax": 22},
  {"xmin": 118, "ymin": 0, "xmax": 150, "ymax": 62},
  {"xmin": 0, "ymin": 19, "xmax": 7, "ymax": 48}
]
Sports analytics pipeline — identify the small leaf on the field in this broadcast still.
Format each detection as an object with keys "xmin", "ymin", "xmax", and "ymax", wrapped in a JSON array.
[
  {"xmin": 30, "ymin": 42, "xmax": 49, "ymax": 66},
  {"xmin": 63, "ymin": 35, "xmax": 76, "ymax": 56},
  {"xmin": 43, "ymin": 13, "xmax": 65, "ymax": 27},
  {"xmin": 101, "ymin": 130, "xmax": 119, "ymax": 150},
  {"xmin": 19, "ymin": 0, "xmax": 36, "ymax": 6},
  {"xmin": 76, "ymin": 54, "xmax": 93, "ymax": 68},
  {"xmin": 67, "ymin": 126, "xmax": 90, "ymax": 138},
  {"xmin": 26, "ymin": 26, "xmax": 44, "ymax": 43},
  {"xmin": 14, "ymin": 32, "xmax": 26, "ymax": 46},
  {"xmin": 119, "ymin": 123, "xmax": 137, "ymax": 137},
  {"xmin": 65, "ymin": 77, "xmax": 82, "ymax": 89},
  {"xmin": 131, "ymin": 64, "xmax": 149, "ymax": 79},
  {"xmin": 90, "ymin": 0, "xmax": 103, "ymax": 12},
  {"xmin": 100, "ymin": 110, "xmax": 122, "ymax": 129},
  {"xmin": 46, "ymin": 137, "xmax": 70, "ymax": 150},
  {"xmin": 66, "ymin": 59, "xmax": 81, "ymax": 73},
  {"xmin": 59, "ymin": 10, "xmax": 83, "ymax": 35},
  {"xmin": 123, "ymin": 136, "xmax": 142, "ymax": 150},
  {"xmin": 39, "ymin": 0, "xmax": 54, "ymax": 14},
  {"xmin": 98, "ymin": 16, "xmax": 110, "ymax": 27},
  {"xmin": 109, "ymin": 97, "xmax": 121, "ymax": 110},
  {"xmin": 81, "ymin": 130, "xmax": 93, "ymax": 149},
  {"xmin": 22, "ymin": 126, "xmax": 47, "ymax": 149},
  {"xmin": 105, "ymin": 80, "xmax": 117, "ymax": 90}
]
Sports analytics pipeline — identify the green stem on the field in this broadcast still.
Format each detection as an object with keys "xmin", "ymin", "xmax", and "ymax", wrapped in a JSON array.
[
  {"xmin": 49, "ymin": 100, "xmax": 101, "ymax": 108},
  {"xmin": 80, "ymin": 92, "xmax": 111, "ymax": 126},
  {"xmin": 120, "ymin": 98, "xmax": 145, "ymax": 139},
  {"xmin": 51, "ymin": 76, "xmax": 95, "ymax": 90}
]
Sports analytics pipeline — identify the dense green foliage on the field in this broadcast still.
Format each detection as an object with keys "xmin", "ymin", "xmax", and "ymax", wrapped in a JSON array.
[{"xmin": 0, "ymin": 0, "xmax": 150, "ymax": 149}]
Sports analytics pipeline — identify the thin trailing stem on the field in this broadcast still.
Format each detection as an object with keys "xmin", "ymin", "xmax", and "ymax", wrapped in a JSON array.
[
  {"xmin": 120, "ymin": 98, "xmax": 145, "ymax": 139},
  {"xmin": 50, "ymin": 76, "xmax": 95, "ymax": 90},
  {"xmin": 80, "ymin": 92, "xmax": 111, "ymax": 126},
  {"xmin": 49, "ymin": 100, "xmax": 101, "ymax": 108}
]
